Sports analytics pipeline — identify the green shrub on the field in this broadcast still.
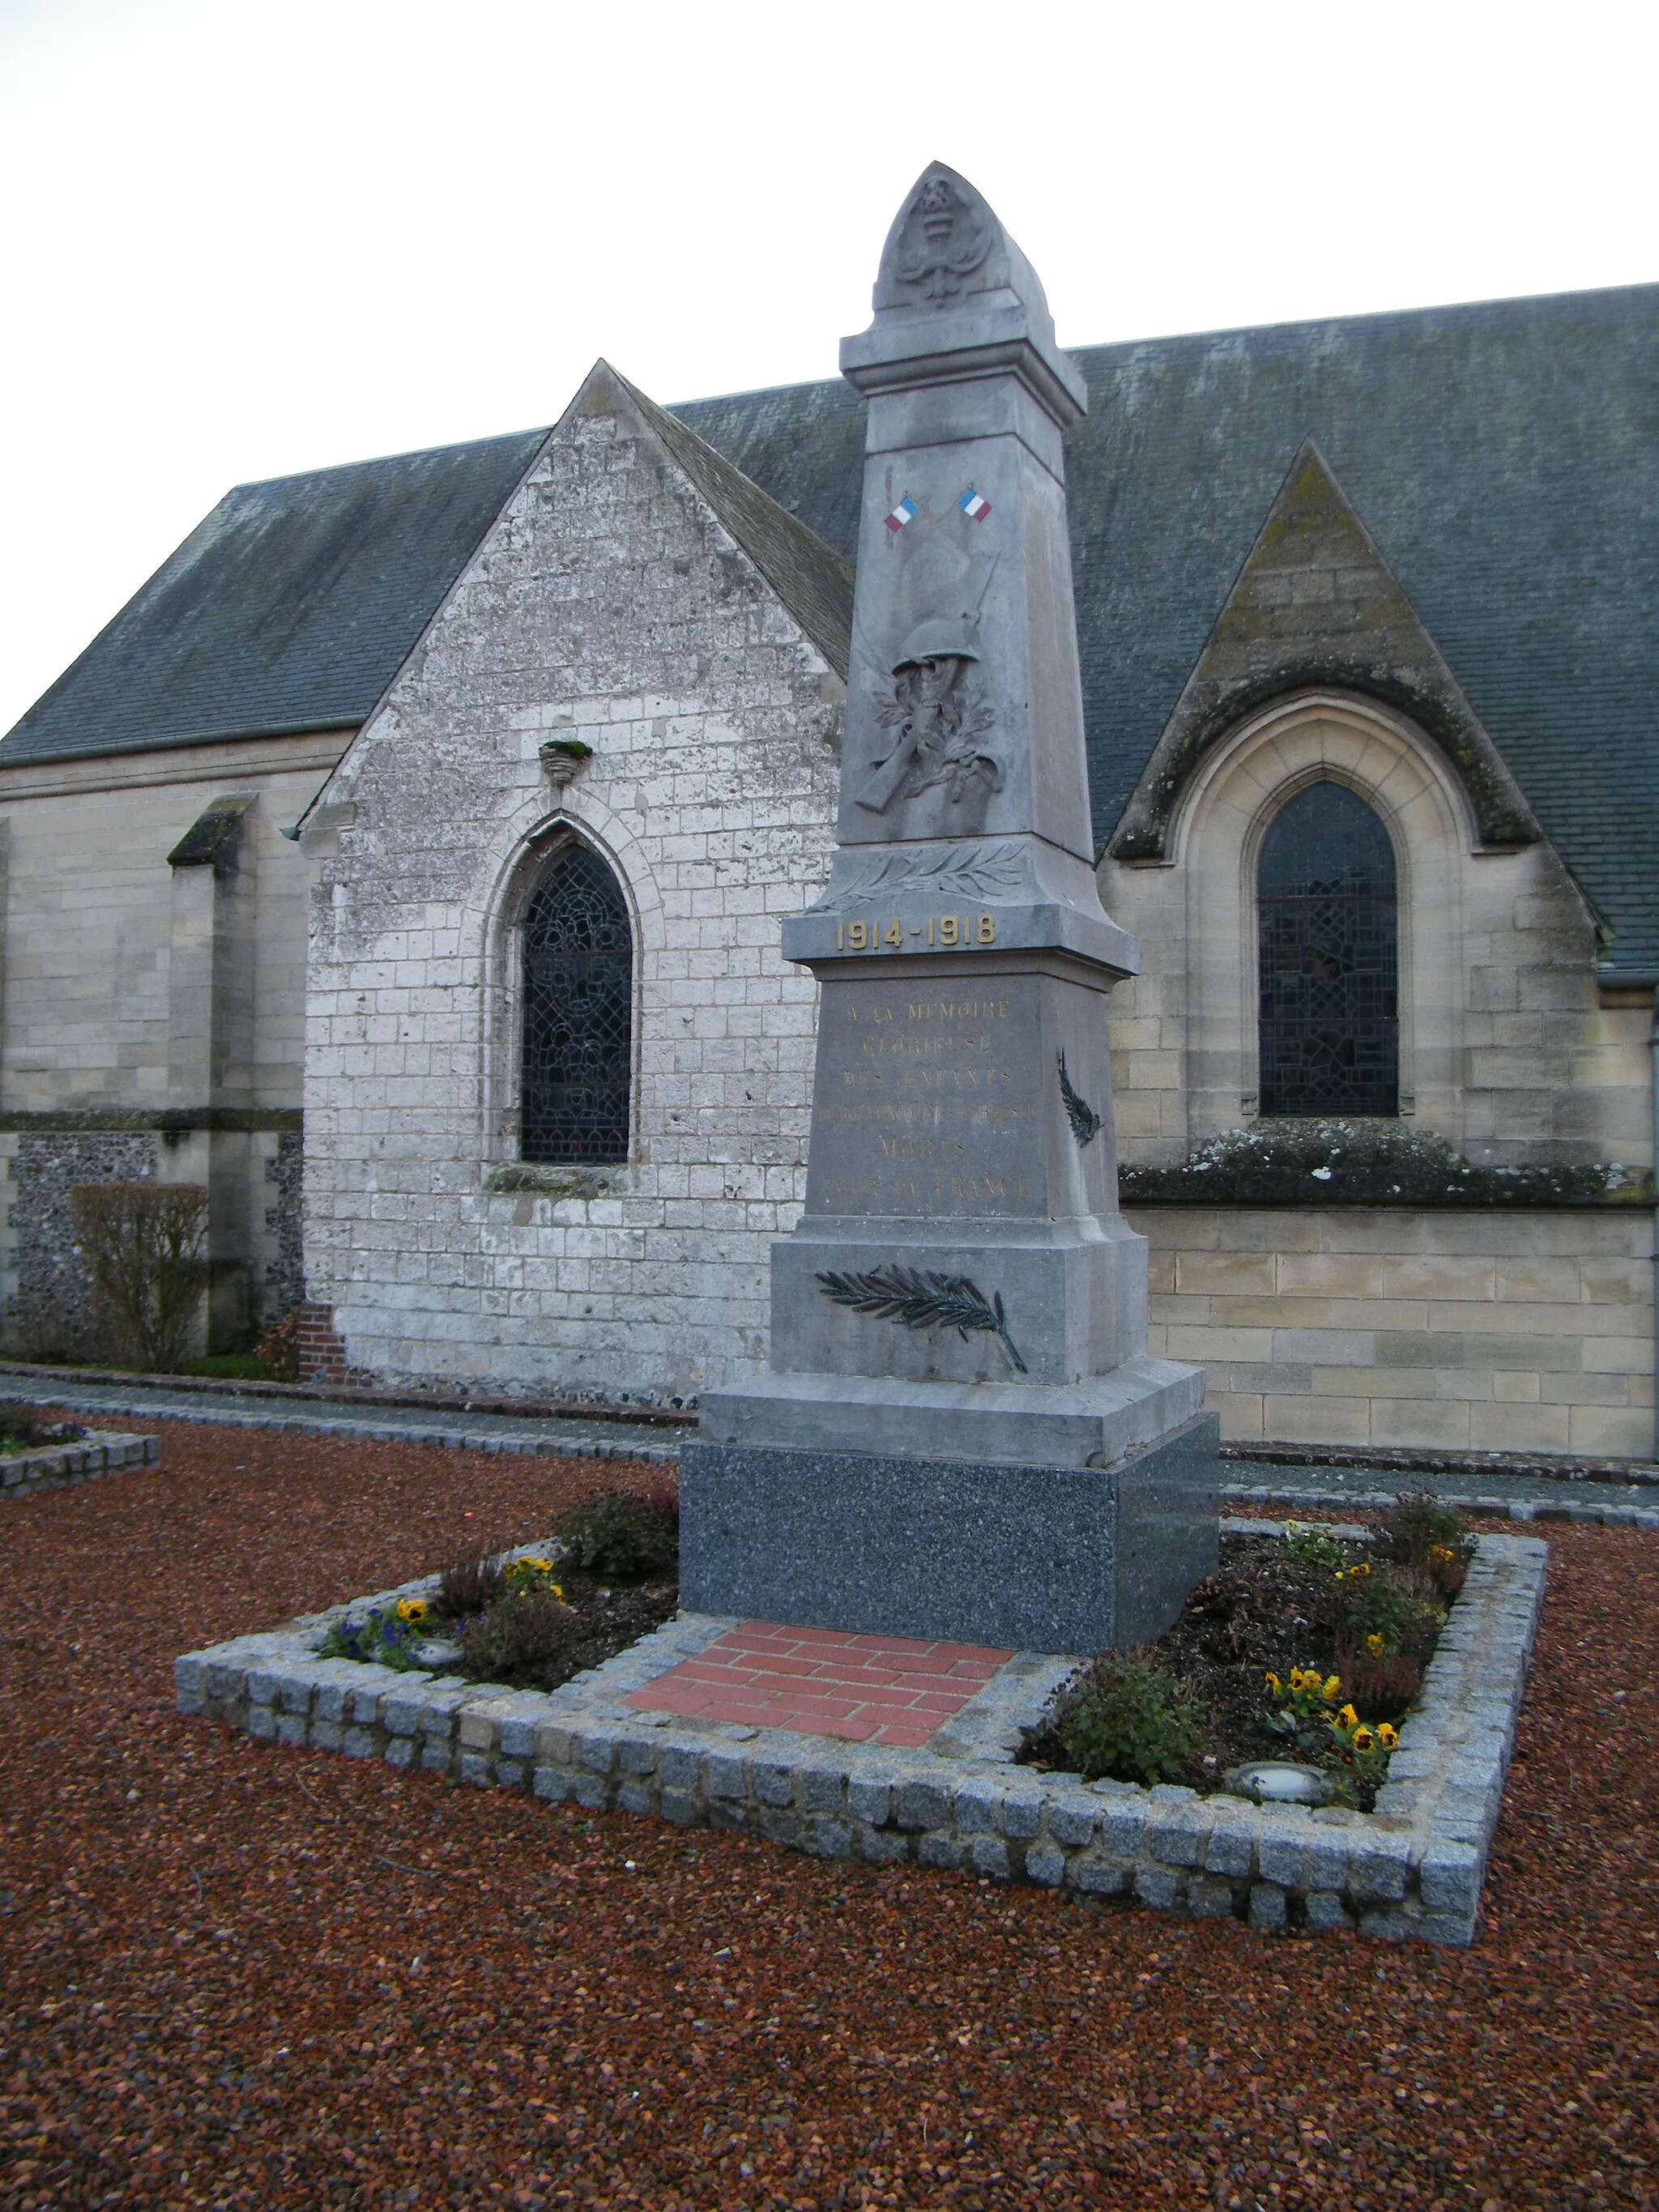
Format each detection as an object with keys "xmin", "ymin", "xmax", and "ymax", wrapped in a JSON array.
[
  {"xmin": 1320, "ymin": 1558, "xmax": 1441, "ymax": 1656},
  {"xmin": 461, "ymin": 1588, "xmax": 582, "ymax": 1681},
  {"xmin": 557, "ymin": 1485, "xmax": 678, "ymax": 1579},
  {"xmin": 1053, "ymin": 1654, "xmax": 1207, "ymax": 1787}
]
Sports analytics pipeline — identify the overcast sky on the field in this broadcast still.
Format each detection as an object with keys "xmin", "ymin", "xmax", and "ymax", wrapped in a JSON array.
[{"xmin": 2, "ymin": 0, "xmax": 1654, "ymax": 739}]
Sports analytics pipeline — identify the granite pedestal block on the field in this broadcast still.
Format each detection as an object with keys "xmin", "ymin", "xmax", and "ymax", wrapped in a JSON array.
[{"xmin": 679, "ymin": 1412, "xmax": 1219, "ymax": 1653}]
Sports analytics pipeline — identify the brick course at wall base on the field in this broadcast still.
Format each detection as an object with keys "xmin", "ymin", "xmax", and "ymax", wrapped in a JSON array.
[
  {"xmin": 1133, "ymin": 1204, "xmax": 1656, "ymax": 1460},
  {"xmin": 293, "ymin": 1302, "xmax": 356, "ymax": 1387}
]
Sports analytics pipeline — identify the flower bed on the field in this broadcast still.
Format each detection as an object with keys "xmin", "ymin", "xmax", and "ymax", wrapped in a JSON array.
[
  {"xmin": 177, "ymin": 1510, "xmax": 1546, "ymax": 1944},
  {"xmin": 1020, "ymin": 1499, "xmax": 1476, "ymax": 1810},
  {"xmin": 315, "ymin": 1486, "xmax": 680, "ymax": 1691},
  {"xmin": 0, "ymin": 1417, "xmax": 158, "ymax": 1498}
]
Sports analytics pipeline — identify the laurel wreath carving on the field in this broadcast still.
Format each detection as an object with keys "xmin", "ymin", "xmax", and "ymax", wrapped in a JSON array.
[
  {"xmin": 808, "ymin": 840, "xmax": 1025, "ymax": 913},
  {"xmin": 814, "ymin": 1264, "xmax": 1028, "ymax": 1375},
  {"xmin": 1056, "ymin": 1050, "xmax": 1102, "ymax": 1148}
]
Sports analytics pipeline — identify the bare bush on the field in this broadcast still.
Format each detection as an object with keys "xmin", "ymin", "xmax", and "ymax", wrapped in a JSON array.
[
  {"xmin": 256, "ymin": 1305, "xmax": 303, "ymax": 1381},
  {"xmin": 68, "ymin": 1183, "xmax": 210, "ymax": 1372}
]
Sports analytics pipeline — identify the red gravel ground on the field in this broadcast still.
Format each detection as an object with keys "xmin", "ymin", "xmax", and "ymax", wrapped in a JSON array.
[
  {"xmin": 621, "ymin": 1626, "xmax": 1013, "ymax": 1747},
  {"xmin": 2, "ymin": 1417, "xmax": 1657, "ymax": 2211}
]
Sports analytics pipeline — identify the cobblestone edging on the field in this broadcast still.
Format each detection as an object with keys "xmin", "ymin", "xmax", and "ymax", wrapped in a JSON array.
[
  {"xmin": 2, "ymin": 1429, "xmax": 159, "ymax": 1499},
  {"xmin": 176, "ymin": 1524, "xmax": 1546, "ymax": 1946},
  {"xmin": 1223, "ymin": 1480, "xmax": 1659, "ymax": 1531}
]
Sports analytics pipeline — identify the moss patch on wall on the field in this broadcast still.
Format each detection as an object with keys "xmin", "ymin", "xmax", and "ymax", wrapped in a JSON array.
[{"xmin": 1119, "ymin": 1120, "xmax": 1654, "ymax": 1209}]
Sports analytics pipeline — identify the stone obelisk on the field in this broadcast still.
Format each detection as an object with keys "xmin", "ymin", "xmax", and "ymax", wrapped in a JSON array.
[{"xmin": 680, "ymin": 164, "xmax": 1218, "ymax": 1652}]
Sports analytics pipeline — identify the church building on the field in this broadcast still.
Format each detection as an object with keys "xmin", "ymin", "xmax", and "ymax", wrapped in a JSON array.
[{"xmin": 2, "ymin": 207, "xmax": 1655, "ymax": 1460}]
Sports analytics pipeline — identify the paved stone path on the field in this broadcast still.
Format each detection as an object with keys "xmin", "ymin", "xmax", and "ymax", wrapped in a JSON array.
[
  {"xmin": 621, "ymin": 1622, "xmax": 1013, "ymax": 1748},
  {"xmin": 1225, "ymin": 1455, "xmax": 1659, "ymax": 1525},
  {"xmin": 0, "ymin": 1377, "xmax": 677, "ymax": 1464},
  {"xmin": 4, "ymin": 1373, "xmax": 1655, "ymax": 1525}
]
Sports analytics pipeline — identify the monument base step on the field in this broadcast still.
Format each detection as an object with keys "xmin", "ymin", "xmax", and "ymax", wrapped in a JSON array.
[
  {"xmin": 699, "ymin": 1353, "xmax": 1204, "ymax": 1470},
  {"xmin": 679, "ymin": 1413, "xmax": 1221, "ymax": 1652}
]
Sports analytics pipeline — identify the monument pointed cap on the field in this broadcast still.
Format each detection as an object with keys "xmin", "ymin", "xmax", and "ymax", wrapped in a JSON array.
[{"xmin": 841, "ymin": 161, "xmax": 1086, "ymax": 426}]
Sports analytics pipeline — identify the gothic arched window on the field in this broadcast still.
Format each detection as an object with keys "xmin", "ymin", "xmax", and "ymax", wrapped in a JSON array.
[
  {"xmin": 1258, "ymin": 781, "xmax": 1399, "ymax": 1117},
  {"xmin": 520, "ymin": 846, "xmax": 633, "ymax": 1162}
]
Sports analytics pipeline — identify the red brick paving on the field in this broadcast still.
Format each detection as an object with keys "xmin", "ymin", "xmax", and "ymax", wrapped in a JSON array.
[{"xmin": 620, "ymin": 1620, "xmax": 1013, "ymax": 1745}]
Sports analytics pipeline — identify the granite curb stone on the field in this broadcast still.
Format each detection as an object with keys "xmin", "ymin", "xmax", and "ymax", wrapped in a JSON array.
[
  {"xmin": 177, "ymin": 1525, "xmax": 1550, "ymax": 1945},
  {"xmin": 0, "ymin": 1429, "xmax": 159, "ymax": 1499}
]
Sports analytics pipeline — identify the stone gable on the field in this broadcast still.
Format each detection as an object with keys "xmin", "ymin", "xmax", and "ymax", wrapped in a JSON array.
[{"xmin": 301, "ymin": 368, "xmax": 845, "ymax": 1398}]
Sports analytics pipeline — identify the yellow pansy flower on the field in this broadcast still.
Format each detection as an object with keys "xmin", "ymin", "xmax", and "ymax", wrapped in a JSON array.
[
  {"xmin": 1322, "ymin": 1676, "xmax": 1341, "ymax": 1703},
  {"xmin": 1336, "ymin": 1703, "xmax": 1359, "ymax": 1730},
  {"xmin": 1367, "ymin": 1633, "xmax": 1386, "ymax": 1657},
  {"xmin": 1377, "ymin": 1724, "xmax": 1399, "ymax": 1750}
]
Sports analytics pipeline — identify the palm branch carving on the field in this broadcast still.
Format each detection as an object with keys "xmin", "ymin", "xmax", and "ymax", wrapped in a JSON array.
[
  {"xmin": 814, "ymin": 1265, "xmax": 1028, "ymax": 1375},
  {"xmin": 1056, "ymin": 1050, "xmax": 1102, "ymax": 1148}
]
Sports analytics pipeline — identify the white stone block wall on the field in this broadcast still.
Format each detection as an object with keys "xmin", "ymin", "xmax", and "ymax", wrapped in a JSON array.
[
  {"xmin": 1132, "ymin": 1204, "xmax": 1655, "ymax": 1457},
  {"xmin": 301, "ymin": 378, "xmax": 843, "ymax": 1400}
]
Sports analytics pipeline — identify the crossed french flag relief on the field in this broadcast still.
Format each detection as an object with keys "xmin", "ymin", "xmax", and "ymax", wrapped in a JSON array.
[{"xmin": 884, "ymin": 488, "xmax": 992, "ymax": 533}]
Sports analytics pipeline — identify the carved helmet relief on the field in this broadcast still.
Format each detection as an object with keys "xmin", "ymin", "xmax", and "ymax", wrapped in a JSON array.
[{"xmin": 857, "ymin": 618, "xmax": 1001, "ymax": 831}]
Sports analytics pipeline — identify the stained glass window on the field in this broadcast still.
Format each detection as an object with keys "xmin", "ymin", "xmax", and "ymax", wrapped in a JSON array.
[
  {"xmin": 520, "ymin": 846, "xmax": 633, "ymax": 1162},
  {"xmin": 1257, "ymin": 781, "xmax": 1399, "ymax": 1117}
]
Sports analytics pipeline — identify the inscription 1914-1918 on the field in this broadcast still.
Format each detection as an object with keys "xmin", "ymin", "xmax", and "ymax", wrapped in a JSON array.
[{"xmin": 834, "ymin": 913, "xmax": 997, "ymax": 951}]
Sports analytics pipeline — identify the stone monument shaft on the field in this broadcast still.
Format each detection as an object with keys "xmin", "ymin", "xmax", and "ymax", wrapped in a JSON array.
[{"xmin": 684, "ymin": 166, "xmax": 1218, "ymax": 1652}]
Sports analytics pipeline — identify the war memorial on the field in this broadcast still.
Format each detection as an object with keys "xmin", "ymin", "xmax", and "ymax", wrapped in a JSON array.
[
  {"xmin": 684, "ymin": 165, "xmax": 1218, "ymax": 1654},
  {"xmin": 170, "ymin": 174, "xmax": 1544, "ymax": 1950}
]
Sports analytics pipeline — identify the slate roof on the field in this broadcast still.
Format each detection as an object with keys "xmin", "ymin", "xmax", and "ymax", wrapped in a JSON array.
[
  {"xmin": 6, "ymin": 283, "xmax": 1655, "ymax": 972},
  {"xmin": 0, "ymin": 430, "xmax": 548, "ymax": 765},
  {"xmin": 677, "ymin": 283, "xmax": 1659, "ymax": 981}
]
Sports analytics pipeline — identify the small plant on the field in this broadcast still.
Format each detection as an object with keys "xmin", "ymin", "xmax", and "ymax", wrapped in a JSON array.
[
  {"xmin": 1380, "ymin": 1491, "xmax": 1478, "ymax": 1599},
  {"xmin": 461, "ymin": 1588, "xmax": 582, "ymax": 1682},
  {"xmin": 557, "ymin": 1485, "xmax": 679, "ymax": 1580},
  {"xmin": 70, "ymin": 1182, "xmax": 210, "ymax": 1371},
  {"xmin": 501, "ymin": 1554, "xmax": 565, "ymax": 1599},
  {"xmin": 435, "ymin": 1549, "xmax": 510, "ymax": 1621},
  {"xmin": 1321, "ymin": 1558, "xmax": 1442, "ymax": 1658},
  {"xmin": 1281, "ymin": 1522, "xmax": 1352, "ymax": 1574},
  {"xmin": 1052, "ymin": 1654, "xmax": 1207, "ymax": 1787},
  {"xmin": 1261, "ymin": 1663, "xmax": 1343, "ymax": 1756},
  {"xmin": 320, "ymin": 1605, "xmax": 430, "ymax": 1672},
  {"xmin": 1320, "ymin": 1558, "xmax": 1440, "ymax": 1720},
  {"xmin": 257, "ymin": 1306, "xmax": 303, "ymax": 1382},
  {"xmin": 1324, "ymin": 1705, "xmax": 1399, "ymax": 1805},
  {"xmin": 0, "ymin": 1418, "xmax": 87, "ymax": 1455}
]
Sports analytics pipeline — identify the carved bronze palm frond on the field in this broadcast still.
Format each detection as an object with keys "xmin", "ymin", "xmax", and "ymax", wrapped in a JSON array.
[
  {"xmin": 1056, "ymin": 1050, "xmax": 1102, "ymax": 1148},
  {"xmin": 814, "ymin": 1265, "xmax": 1027, "ymax": 1375}
]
